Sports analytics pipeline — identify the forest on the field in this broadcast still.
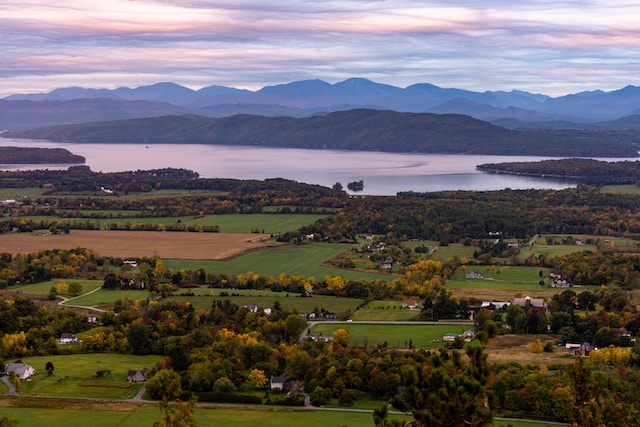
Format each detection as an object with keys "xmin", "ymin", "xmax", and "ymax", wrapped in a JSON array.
[
  {"xmin": 5, "ymin": 109, "xmax": 640, "ymax": 157},
  {"xmin": 0, "ymin": 147, "xmax": 85, "ymax": 164},
  {"xmin": 477, "ymin": 158, "xmax": 640, "ymax": 184}
]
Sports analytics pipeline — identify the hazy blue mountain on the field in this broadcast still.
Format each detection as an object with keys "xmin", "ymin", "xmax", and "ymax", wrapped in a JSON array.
[
  {"xmin": 0, "ymin": 98, "xmax": 192, "ymax": 130},
  {"xmin": 4, "ymin": 78, "xmax": 640, "ymax": 128}
]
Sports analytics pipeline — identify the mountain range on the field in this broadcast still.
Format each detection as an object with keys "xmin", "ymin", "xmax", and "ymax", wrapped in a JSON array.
[{"xmin": 3, "ymin": 78, "xmax": 640, "ymax": 130}]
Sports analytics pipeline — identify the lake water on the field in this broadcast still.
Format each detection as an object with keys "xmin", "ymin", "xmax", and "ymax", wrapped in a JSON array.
[{"xmin": 0, "ymin": 138, "xmax": 633, "ymax": 195}]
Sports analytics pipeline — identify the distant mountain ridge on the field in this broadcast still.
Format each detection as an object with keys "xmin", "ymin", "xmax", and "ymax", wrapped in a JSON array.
[
  {"xmin": 3, "ymin": 78, "xmax": 640, "ymax": 130},
  {"xmin": 5, "ymin": 109, "xmax": 640, "ymax": 158}
]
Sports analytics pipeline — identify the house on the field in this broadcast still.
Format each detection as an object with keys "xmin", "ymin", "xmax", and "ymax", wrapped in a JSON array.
[
  {"xmin": 123, "ymin": 258, "xmax": 138, "ymax": 268},
  {"xmin": 481, "ymin": 301, "xmax": 510, "ymax": 310},
  {"xmin": 270, "ymin": 375, "xmax": 290, "ymax": 390},
  {"xmin": 442, "ymin": 333, "xmax": 458, "ymax": 342},
  {"xmin": 324, "ymin": 312, "xmax": 337, "ymax": 319},
  {"xmin": 4, "ymin": 362, "xmax": 36, "ymax": 379},
  {"xmin": 462, "ymin": 330, "xmax": 476, "ymax": 342},
  {"xmin": 127, "ymin": 368, "xmax": 148, "ymax": 383},
  {"xmin": 307, "ymin": 333, "xmax": 332, "ymax": 343},
  {"xmin": 402, "ymin": 299, "xmax": 419, "ymax": 309},
  {"xmin": 242, "ymin": 304, "xmax": 259, "ymax": 313},
  {"xmin": 269, "ymin": 376, "xmax": 303, "ymax": 394},
  {"xmin": 552, "ymin": 278, "xmax": 574, "ymax": 288},
  {"xmin": 466, "ymin": 270, "xmax": 484, "ymax": 280},
  {"xmin": 58, "ymin": 333, "xmax": 78, "ymax": 344},
  {"xmin": 572, "ymin": 342, "xmax": 595, "ymax": 357},
  {"xmin": 513, "ymin": 296, "xmax": 547, "ymax": 310}
]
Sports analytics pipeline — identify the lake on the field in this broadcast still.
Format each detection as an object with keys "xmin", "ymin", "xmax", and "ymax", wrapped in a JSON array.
[{"xmin": 0, "ymin": 138, "xmax": 632, "ymax": 195}]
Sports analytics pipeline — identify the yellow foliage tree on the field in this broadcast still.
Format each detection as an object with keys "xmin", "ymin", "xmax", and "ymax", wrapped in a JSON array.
[
  {"xmin": 333, "ymin": 328, "xmax": 350, "ymax": 347},
  {"xmin": 532, "ymin": 338, "xmax": 543, "ymax": 353},
  {"xmin": 1, "ymin": 331, "xmax": 28, "ymax": 356},
  {"xmin": 56, "ymin": 280, "xmax": 68, "ymax": 294},
  {"xmin": 324, "ymin": 275, "xmax": 346, "ymax": 292},
  {"xmin": 248, "ymin": 369, "xmax": 268, "ymax": 389}
]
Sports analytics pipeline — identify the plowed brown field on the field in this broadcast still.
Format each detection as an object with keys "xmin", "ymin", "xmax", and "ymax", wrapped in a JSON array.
[{"xmin": 1, "ymin": 230, "xmax": 281, "ymax": 260}]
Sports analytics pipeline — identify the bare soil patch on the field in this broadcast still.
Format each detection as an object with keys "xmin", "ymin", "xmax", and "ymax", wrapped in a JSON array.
[{"xmin": 1, "ymin": 230, "xmax": 282, "ymax": 260}]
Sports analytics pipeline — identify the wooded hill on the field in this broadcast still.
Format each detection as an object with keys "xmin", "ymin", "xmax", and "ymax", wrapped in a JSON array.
[
  {"xmin": 477, "ymin": 158, "xmax": 640, "ymax": 184},
  {"xmin": 0, "ymin": 146, "xmax": 85, "ymax": 164},
  {"xmin": 4, "ymin": 109, "xmax": 640, "ymax": 157}
]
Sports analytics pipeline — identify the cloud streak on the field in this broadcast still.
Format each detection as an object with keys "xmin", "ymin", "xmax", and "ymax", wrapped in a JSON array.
[{"xmin": 1, "ymin": 0, "xmax": 640, "ymax": 96}]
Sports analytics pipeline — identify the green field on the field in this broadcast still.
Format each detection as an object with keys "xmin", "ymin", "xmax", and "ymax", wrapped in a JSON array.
[
  {"xmin": 310, "ymin": 323, "xmax": 473, "ymax": 349},
  {"xmin": 14, "ymin": 213, "xmax": 328, "ymax": 234},
  {"xmin": 38, "ymin": 286, "xmax": 364, "ymax": 315},
  {"xmin": 0, "ymin": 406, "xmax": 560, "ymax": 427},
  {"xmin": 446, "ymin": 265, "xmax": 549, "ymax": 291},
  {"xmin": 0, "ymin": 406, "xmax": 411, "ymax": 427},
  {"xmin": 162, "ymin": 243, "xmax": 387, "ymax": 280},
  {"xmin": 16, "ymin": 353, "xmax": 162, "ymax": 398},
  {"xmin": 177, "ymin": 291, "xmax": 364, "ymax": 314},
  {"xmin": 14, "ymin": 280, "xmax": 104, "ymax": 297},
  {"xmin": 601, "ymin": 184, "xmax": 640, "ymax": 194},
  {"xmin": 351, "ymin": 301, "xmax": 422, "ymax": 321}
]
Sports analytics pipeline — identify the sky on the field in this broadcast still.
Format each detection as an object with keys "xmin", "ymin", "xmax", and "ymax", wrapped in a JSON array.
[{"xmin": 2, "ymin": 0, "xmax": 640, "ymax": 98}]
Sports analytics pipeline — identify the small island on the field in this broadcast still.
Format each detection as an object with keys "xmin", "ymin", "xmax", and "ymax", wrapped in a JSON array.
[{"xmin": 0, "ymin": 146, "xmax": 85, "ymax": 165}]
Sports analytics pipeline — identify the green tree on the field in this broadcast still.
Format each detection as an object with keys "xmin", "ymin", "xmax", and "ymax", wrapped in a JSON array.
[
  {"xmin": 212, "ymin": 377, "xmax": 237, "ymax": 393},
  {"xmin": 0, "ymin": 415, "xmax": 18, "ymax": 427},
  {"xmin": 285, "ymin": 349, "xmax": 314, "ymax": 381},
  {"xmin": 379, "ymin": 347, "xmax": 492, "ymax": 427},
  {"xmin": 68, "ymin": 282, "xmax": 83, "ymax": 296},
  {"xmin": 146, "ymin": 369, "xmax": 183, "ymax": 400},
  {"xmin": 284, "ymin": 313, "xmax": 307, "ymax": 342},
  {"xmin": 126, "ymin": 323, "xmax": 152, "ymax": 355},
  {"xmin": 152, "ymin": 395, "xmax": 197, "ymax": 427}
]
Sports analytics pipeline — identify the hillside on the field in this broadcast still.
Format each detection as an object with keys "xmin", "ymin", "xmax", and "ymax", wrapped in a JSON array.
[
  {"xmin": 5, "ymin": 79, "xmax": 640, "ymax": 129},
  {"xmin": 4, "ymin": 109, "xmax": 640, "ymax": 157},
  {"xmin": 0, "ymin": 146, "xmax": 85, "ymax": 164}
]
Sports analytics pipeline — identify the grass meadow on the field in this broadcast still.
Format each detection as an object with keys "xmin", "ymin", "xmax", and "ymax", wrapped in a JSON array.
[
  {"xmin": 0, "ymin": 406, "xmax": 411, "ymax": 427},
  {"xmin": 0, "ymin": 406, "xmax": 556, "ymax": 427},
  {"xmin": 446, "ymin": 265, "xmax": 549, "ymax": 292},
  {"xmin": 162, "ymin": 242, "xmax": 387, "ymax": 280},
  {"xmin": 16, "ymin": 213, "xmax": 328, "ymax": 234},
  {"xmin": 15, "ymin": 353, "xmax": 162, "ymax": 398},
  {"xmin": 351, "ymin": 301, "xmax": 422, "ymax": 321},
  {"xmin": 310, "ymin": 323, "xmax": 473, "ymax": 349}
]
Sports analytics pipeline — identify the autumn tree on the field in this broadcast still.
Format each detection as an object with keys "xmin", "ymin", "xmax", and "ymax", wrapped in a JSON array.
[
  {"xmin": 152, "ymin": 395, "xmax": 197, "ymax": 427},
  {"xmin": 378, "ymin": 347, "xmax": 492, "ymax": 427},
  {"xmin": 248, "ymin": 368, "xmax": 268, "ymax": 389}
]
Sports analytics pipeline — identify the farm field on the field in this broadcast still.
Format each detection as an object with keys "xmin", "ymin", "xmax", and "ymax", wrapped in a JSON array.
[
  {"xmin": 15, "ymin": 353, "xmax": 163, "ymax": 398},
  {"xmin": 448, "ymin": 265, "xmax": 549, "ymax": 291},
  {"xmin": 601, "ymin": 184, "xmax": 640, "ymax": 194},
  {"xmin": 0, "ymin": 229, "xmax": 280, "ymax": 260},
  {"xmin": 32, "ymin": 213, "xmax": 330, "ymax": 234},
  {"xmin": 13, "ymin": 280, "xmax": 104, "ymax": 296},
  {"xmin": 484, "ymin": 334, "xmax": 576, "ymax": 367},
  {"xmin": 0, "ymin": 187, "xmax": 227, "ymax": 200},
  {"xmin": 183, "ymin": 291, "xmax": 363, "ymax": 314},
  {"xmin": 0, "ymin": 405, "xmax": 557, "ymax": 427},
  {"xmin": 351, "ymin": 301, "xmax": 422, "ymax": 321},
  {"xmin": 162, "ymin": 242, "xmax": 388, "ymax": 280},
  {"xmin": 309, "ymin": 322, "xmax": 473, "ymax": 349}
]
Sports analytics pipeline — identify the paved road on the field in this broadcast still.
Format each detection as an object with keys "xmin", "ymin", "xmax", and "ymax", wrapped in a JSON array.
[{"xmin": 0, "ymin": 375, "xmax": 16, "ymax": 395}]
